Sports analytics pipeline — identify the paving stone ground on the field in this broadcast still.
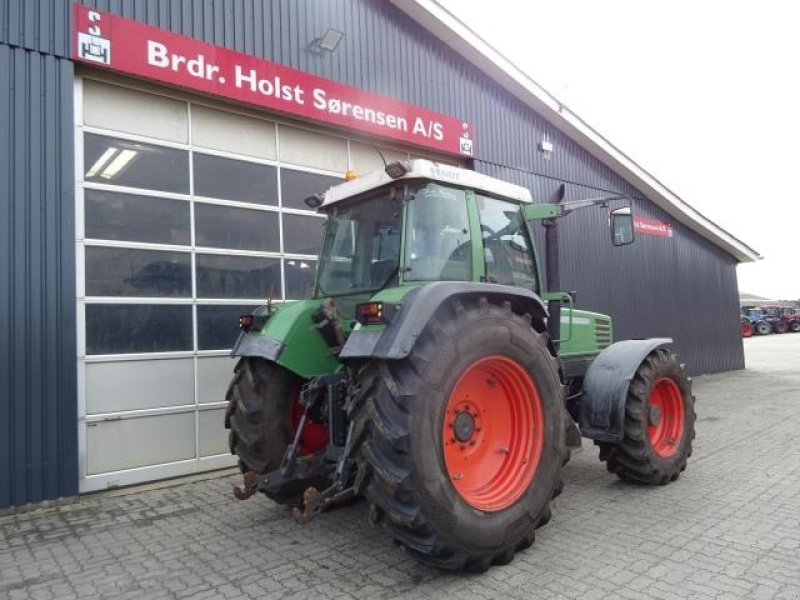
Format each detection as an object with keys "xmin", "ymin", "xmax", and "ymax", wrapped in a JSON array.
[{"xmin": 1, "ymin": 334, "xmax": 799, "ymax": 599}]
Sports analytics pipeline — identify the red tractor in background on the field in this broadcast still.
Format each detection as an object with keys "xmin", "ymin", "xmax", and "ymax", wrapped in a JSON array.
[{"xmin": 763, "ymin": 305, "xmax": 800, "ymax": 333}]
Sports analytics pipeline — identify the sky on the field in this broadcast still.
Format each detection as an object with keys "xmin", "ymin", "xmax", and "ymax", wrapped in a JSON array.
[{"xmin": 438, "ymin": 0, "xmax": 800, "ymax": 300}]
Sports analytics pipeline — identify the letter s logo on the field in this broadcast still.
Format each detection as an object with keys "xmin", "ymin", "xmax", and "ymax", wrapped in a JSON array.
[{"xmin": 88, "ymin": 11, "xmax": 101, "ymax": 36}]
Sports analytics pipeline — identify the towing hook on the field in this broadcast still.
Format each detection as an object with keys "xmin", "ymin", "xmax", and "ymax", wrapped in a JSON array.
[{"xmin": 233, "ymin": 470, "xmax": 260, "ymax": 501}]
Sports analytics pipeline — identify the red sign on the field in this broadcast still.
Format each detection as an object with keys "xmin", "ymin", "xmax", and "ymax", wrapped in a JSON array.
[
  {"xmin": 73, "ymin": 4, "xmax": 475, "ymax": 158},
  {"xmin": 634, "ymin": 216, "xmax": 673, "ymax": 238}
]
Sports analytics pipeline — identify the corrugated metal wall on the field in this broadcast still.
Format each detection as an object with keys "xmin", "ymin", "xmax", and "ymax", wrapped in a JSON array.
[
  {"xmin": 0, "ymin": 42, "xmax": 77, "ymax": 508},
  {"xmin": 0, "ymin": 0, "xmax": 743, "ymax": 506}
]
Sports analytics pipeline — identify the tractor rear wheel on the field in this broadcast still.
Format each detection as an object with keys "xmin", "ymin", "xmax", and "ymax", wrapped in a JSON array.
[
  {"xmin": 755, "ymin": 321, "xmax": 771, "ymax": 335},
  {"xmin": 348, "ymin": 297, "xmax": 564, "ymax": 571},
  {"xmin": 597, "ymin": 349, "xmax": 695, "ymax": 485},
  {"xmin": 790, "ymin": 321, "xmax": 800, "ymax": 333},
  {"xmin": 225, "ymin": 357, "xmax": 331, "ymax": 505}
]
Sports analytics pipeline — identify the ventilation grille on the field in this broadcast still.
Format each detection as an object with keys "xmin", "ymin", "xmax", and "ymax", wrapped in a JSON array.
[{"xmin": 595, "ymin": 318, "xmax": 612, "ymax": 349}]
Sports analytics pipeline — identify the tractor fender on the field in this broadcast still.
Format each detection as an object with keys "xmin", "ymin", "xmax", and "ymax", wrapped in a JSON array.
[
  {"xmin": 579, "ymin": 337, "xmax": 673, "ymax": 443},
  {"xmin": 230, "ymin": 332, "xmax": 283, "ymax": 362},
  {"xmin": 339, "ymin": 281, "xmax": 549, "ymax": 360}
]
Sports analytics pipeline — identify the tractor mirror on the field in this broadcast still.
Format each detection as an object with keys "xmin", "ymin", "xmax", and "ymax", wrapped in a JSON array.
[{"xmin": 610, "ymin": 207, "xmax": 634, "ymax": 246}]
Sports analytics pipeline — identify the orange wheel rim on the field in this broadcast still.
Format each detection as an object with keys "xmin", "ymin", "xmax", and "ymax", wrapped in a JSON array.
[
  {"xmin": 646, "ymin": 377, "xmax": 684, "ymax": 458},
  {"xmin": 442, "ymin": 355, "xmax": 543, "ymax": 512}
]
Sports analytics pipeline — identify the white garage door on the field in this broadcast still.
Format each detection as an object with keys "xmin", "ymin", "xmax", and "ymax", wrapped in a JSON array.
[{"xmin": 75, "ymin": 75, "xmax": 457, "ymax": 492}]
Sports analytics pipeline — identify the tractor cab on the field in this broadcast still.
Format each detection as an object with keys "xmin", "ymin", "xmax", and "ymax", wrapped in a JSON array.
[{"xmin": 311, "ymin": 160, "xmax": 540, "ymax": 301}]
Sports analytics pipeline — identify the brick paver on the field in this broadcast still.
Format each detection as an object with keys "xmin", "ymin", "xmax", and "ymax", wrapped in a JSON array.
[{"xmin": 1, "ymin": 334, "xmax": 799, "ymax": 599}]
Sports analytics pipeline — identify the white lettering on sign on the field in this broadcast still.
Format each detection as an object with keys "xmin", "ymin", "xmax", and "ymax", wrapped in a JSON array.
[
  {"xmin": 234, "ymin": 66, "xmax": 305, "ymax": 104},
  {"xmin": 312, "ymin": 89, "xmax": 408, "ymax": 131},
  {"xmin": 147, "ymin": 41, "xmax": 221, "ymax": 82}
]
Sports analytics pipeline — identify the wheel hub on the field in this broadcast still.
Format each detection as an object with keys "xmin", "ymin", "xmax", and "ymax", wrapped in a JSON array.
[
  {"xmin": 453, "ymin": 411, "xmax": 476, "ymax": 442},
  {"xmin": 649, "ymin": 405, "xmax": 661, "ymax": 427},
  {"xmin": 442, "ymin": 355, "xmax": 544, "ymax": 512}
]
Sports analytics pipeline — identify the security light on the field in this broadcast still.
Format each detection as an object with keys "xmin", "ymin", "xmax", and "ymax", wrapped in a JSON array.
[
  {"xmin": 304, "ymin": 193, "xmax": 325, "ymax": 209},
  {"xmin": 319, "ymin": 28, "xmax": 344, "ymax": 51},
  {"xmin": 384, "ymin": 161, "xmax": 409, "ymax": 179},
  {"xmin": 308, "ymin": 28, "xmax": 344, "ymax": 54}
]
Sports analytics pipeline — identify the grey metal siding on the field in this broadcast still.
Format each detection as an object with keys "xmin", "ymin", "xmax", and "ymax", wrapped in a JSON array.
[{"xmin": 0, "ymin": 43, "xmax": 77, "ymax": 508}]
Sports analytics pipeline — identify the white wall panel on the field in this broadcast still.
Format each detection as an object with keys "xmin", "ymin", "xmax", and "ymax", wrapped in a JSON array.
[
  {"xmin": 86, "ymin": 412, "xmax": 195, "ymax": 474},
  {"xmin": 86, "ymin": 359, "xmax": 194, "ymax": 414},
  {"xmin": 84, "ymin": 79, "xmax": 187, "ymax": 143},
  {"xmin": 197, "ymin": 356, "xmax": 236, "ymax": 405},
  {"xmin": 192, "ymin": 105, "xmax": 276, "ymax": 159},
  {"xmin": 278, "ymin": 125, "xmax": 347, "ymax": 172},
  {"xmin": 199, "ymin": 409, "xmax": 228, "ymax": 457}
]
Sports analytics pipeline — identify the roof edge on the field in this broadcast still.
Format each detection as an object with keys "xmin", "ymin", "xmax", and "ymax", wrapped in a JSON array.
[{"xmin": 389, "ymin": 0, "xmax": 761, "ymax": 263}]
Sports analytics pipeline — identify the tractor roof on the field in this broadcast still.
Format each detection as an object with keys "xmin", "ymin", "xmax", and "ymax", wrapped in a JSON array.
[{"xmin": 321, "ymin": 159, "xmax": 533, "ymax": 208}]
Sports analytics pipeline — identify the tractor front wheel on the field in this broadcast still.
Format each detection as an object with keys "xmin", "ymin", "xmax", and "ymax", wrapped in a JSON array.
[
  {"xmin": 597, "ymin": 349, "xmax": 695, "ymax": 484},
  {"xmin": 348, "ymin": 297, "xmax": 564, "ymax": 571},
  {"xmin": 741, "ymin": 322, "xmax": 753, "ymax": 337},
  {"xmin": 790, "ymin": 321, "xmax": 800, "ymax": 333}
]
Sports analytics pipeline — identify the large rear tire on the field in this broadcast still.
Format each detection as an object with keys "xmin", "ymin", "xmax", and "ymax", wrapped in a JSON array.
[
  {"xmin": 755, "ymin": 321, "xmax": 771, "ymax": 335},
  {"xmin": 597, "ymin": 349, "xmax": 695, "ymax": 485},
  {"xmin": 225, "ymin": 358, "xmax": 331, "ymax": 506},
  {"xmin": 348, "ymin": 297, "xmax": 564, "ymax": 571},
  {"xmin": 790, "ymin": 321, "xmax": 800, "ymax": 333}
]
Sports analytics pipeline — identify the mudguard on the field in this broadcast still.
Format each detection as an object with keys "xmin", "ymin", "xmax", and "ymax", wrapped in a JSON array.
[
  {"xmin": 579, "ymin": 338, "xmax": 673, "ymax": 443},
  {"xmin": 339, "ymin": 281, "xmax": 549, "ymax": 360}
]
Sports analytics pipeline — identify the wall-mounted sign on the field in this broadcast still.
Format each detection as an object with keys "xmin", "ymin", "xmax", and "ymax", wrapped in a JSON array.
[
  {"xmin": 73, "ymin": 4, "xmax": 475, "ymax": 158},
  {"xmin": 634, "ymin": 216, "xmax": 673, "ymax": 238}
]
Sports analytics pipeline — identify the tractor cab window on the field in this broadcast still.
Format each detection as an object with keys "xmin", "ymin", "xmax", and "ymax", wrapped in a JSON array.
[
  {"xmin": 316, "ymin": 190, "xmax": 401, "ymax": 296},
  {"xmin": 477, "ymin": 195, "xmax": 538, "ymax": 291},
  {"xmin": 404, "ymin": 183, "xmax": 472, "ymax": 282}
]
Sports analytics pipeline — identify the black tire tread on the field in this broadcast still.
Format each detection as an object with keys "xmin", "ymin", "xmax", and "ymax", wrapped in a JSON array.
[
  {"xmin": 596, "ymin": 349, "xmax": 696, "ymax": 485},
  {"xmin": 348, "ymin": 297, "xmax": 563, "ymax": 571},
  {"xmin": 225, "ymin": 357, "xmax": 330, "ymax": 506}
]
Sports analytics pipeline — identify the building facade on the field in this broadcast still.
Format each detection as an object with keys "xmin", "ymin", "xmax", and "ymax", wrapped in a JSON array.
[{"xmin": 0, "ymin": 0, "xmax": 758, "ymax": 508}]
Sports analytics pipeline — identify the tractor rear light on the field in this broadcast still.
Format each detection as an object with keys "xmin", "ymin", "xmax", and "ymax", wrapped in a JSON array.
[
  {"xmin": 355, "ymin": 302, "xmax": 401, "ymax": 325},
  {"xmin": 239, "ymin": 314, "xmax": 267, "ymax": 332},
  {"xmin": 355, "ymin": 302, "xmax": 383, "ymax": 325}
]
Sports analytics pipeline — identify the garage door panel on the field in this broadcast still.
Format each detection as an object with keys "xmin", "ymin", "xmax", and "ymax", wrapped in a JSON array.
[
  {"xmin": 86, "ymin": 412, "xmax": 196, "ymax": 475},
  {"xmin": 278, "ymin": 125, "xmax": 347, "ymax": 172},
  {"xmin": 86, "ymin": 359, "xmax": 195, "ymax": 414},
  {"xmin": 199, "ymin": 409, "xmax": 228, "ymax": 457},
  {"xmin": 197, "ymin": 356, "xmax": 236, "ymax": 405},
  {"xmin": 192, "ymin": 104, "xmax": 276, "ymax": 159},
  {"xmin": 84, "ymin": 79, "xmax": 188, "ymax": 143}
]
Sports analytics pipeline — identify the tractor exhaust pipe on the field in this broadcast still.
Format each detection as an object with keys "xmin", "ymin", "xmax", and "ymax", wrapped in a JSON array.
[{"xmin": 544, "ymin": 184, "xmax": 565, "ymax": 344}]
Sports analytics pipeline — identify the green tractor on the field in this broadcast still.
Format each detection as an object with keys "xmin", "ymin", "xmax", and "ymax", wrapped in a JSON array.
[{"xmin": 225, "ymin": 160, "xmax": 695, "ymax": 571}]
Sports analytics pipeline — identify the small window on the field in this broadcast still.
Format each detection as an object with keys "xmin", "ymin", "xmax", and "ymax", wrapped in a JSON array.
[
  {"xmin": 84, "ymin": 134, "xmax": 189, "ymax": 194},
  {"xmin": 280, "ymin": 168, "xmax": 343, "ymax": 210},
  {"xmin": 404, "ymin": 184, "xmax": 471, "ymax": 282},
  {"xmin": 285, "ymin": 258, "xmax": 317, "ymax": 299},
  {"xmin": 282, "ymin": 213, "xmax": 325, "ymax": 256},
  {"xmin": 85, "ymin": 304, "xmax": 193, "ymax": 355},
  {"xmin": 197, "ymin": 305, "xmax": 257, "ymax": 350},
  {"xmin": 194, "ymin": 204, "xmax": 280, "ymax": 252},
  {"xmin": 193, "ymin": 153, "xmax": 277, "ymax": 205},
  {"xmin": 84, "ymin": 190, "xmax": 190, "ymax": 245},
  {"xmin": 86, "ymin": 247, "xmax": 191, "ymax": 297},
  {"xmin": 477, "ymin": 195, "xmax": 537, "ymax": 290},
  {"xmin": 195, "ymin": 254, "xmax": 281, "ymax": 299}
]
